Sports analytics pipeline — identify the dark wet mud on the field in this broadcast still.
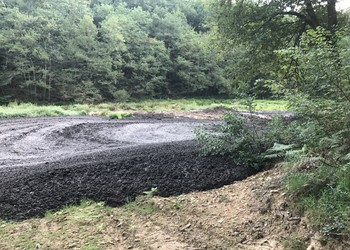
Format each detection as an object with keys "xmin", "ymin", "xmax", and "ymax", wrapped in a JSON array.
[{"xmin": 0, "ymin": 116, "xmax": 255, "ymax": 220}]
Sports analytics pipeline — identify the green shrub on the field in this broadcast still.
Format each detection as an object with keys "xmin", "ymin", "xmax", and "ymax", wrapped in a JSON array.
[
  {"xmin": 196, "ymin": 111, "xmax": 271, "ymax": 169},
  {"xmin": 196, "ymin": 99, "xmax": 350, "ymax": 237},
  {"xmin": 285, "ymin": 164, "xmax": 350, "ymax": 236},
  {"xmin": 109, "ymin": 112, "xmax": 132, "ymax": 119},
  {"xmin": 113, "ymin": 89, "xmax": 130, "ymax": 103}
]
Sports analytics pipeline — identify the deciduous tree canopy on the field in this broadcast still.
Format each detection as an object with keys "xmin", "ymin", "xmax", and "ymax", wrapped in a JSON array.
[
  {"xmin": 0, "ymin": 0, "xmax": 230, "ymax": 103},
  {"xmin": 210, "ymin": 0, "xmax": 349, "ymax": 96}
]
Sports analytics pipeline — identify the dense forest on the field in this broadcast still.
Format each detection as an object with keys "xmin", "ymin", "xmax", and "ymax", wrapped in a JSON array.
[
  {"xmin": 0, "ymin": 0, "xmax": 234, "ymax": 103},
  {"xmin": 1, "ymin": 0, "xmax": 350, "ymax": 104}
]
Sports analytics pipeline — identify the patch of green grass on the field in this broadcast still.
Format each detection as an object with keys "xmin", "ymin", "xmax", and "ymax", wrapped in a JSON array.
[
  {"xmin": 126, "ymin": 98, "xmax": 287, "ymax": 111},
  {"xmin": 285, "ymin": 164, "xmax": 350, "ymax": 236},
  {"xmin": 283, "ymin": 236, "xmax": 307, "ymax": 250},
  {"xmin": 0, "ymin": 218, "xmax": 40, "ymax": 250},
  {"xmin": 45, "ymin": 200, "xmax": 111, "ymax": 219},
  {"xmin": 109, "ymin": 112, "xmax": 132, "ymax": 119},
  {"xmin": 231, "ymin": 99, "xmax": 288, "ymax": 111},
  {"xmin": 81, "ymin": 240, "xmax": 102, "ymax": 250},
  {"xmin": 0, "ymin": 98, "xmax": 288, "ymax": 118},
  {"xmin": 0, "ymin": 200, "xmax": 114, "ymax": 250},
  {"xmin": 0, "ymin": 102, "xmax": 84, "ymax": 118},
  {"xmin": 123, "ymin": 197, "xmax": 157, "ymax": 216},
  {"xmin": 286, "ymin": 172, "xmax": 314, "ymax": 194}
]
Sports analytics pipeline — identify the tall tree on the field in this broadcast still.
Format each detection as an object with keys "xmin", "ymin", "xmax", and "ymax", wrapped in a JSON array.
[{"xmin": 210, "ymin": 0, "xmax": 344, "ymax": 95}]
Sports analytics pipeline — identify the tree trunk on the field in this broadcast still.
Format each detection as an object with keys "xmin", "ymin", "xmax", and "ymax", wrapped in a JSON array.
[
  {"xmin": 327, "ymin": 0, "xmax": 337, "ymax": 34},
  {"xmin": 304, "ymin": 0, "xmax": 320, "ymax": 29}
]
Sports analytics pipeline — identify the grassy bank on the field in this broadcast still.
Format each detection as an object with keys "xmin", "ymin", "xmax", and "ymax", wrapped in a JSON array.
[
  {"xmin": 285, "ymin": 162, "xmax": 350, "ymax": 238},
  {"xmin": 0, "ymin": 200, "xmax": 114, "ymax": 250},
  {"xmin": 0, "ymin": 99, "xmax": 287, "ymax": 118}
]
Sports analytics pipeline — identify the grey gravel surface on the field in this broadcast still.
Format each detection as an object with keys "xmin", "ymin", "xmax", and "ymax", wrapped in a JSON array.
[{"xmin": 0, "ymin": 116, "xmax": 255, "ymax": 220}]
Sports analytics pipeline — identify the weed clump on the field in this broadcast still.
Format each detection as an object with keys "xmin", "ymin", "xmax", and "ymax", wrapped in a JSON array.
[{"xmin": 109, "ymin": 112, "xmax": 132, "ymax": 120}]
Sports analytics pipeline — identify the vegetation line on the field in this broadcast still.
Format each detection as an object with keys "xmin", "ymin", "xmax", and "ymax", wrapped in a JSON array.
[{"xmin": 0, "ymin": 99, "xmax": 287, "ymax": 118}]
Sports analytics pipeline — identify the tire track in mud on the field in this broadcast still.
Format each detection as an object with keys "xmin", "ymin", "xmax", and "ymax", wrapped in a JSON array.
[{"xmin": 0, "ymin": 116, "xmax": 256, "ymax": 220}]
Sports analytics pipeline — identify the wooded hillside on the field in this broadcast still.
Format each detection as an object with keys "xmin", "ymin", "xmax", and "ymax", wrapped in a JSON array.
[{"xmin": 0, "ymin": 0, "xmax": 232, "ymax": 103}]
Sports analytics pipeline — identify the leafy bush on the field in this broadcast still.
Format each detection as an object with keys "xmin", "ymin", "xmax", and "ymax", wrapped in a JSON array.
[
  {"xmin": 196, "ymin": 111, "xmax": 274, "ymax": 169},
  {"xmin": 274, "ymin": 28, "xmax": 350, "ymax": 161},
  {"xmin": 196, "ymin": 100, "xmax": 350, "ymax": 238},
  {"xmin": 195, "ymin": 100, "xmax": 302, "ymax": 169},
  {"xmin": 286, "ymin": 164, "xmax": 350, "ymax": 236},
  {"xmin": 113, "ymin": 90, "xmax": 130, "ymax": 103},
  {"xmin": 109, "ymin": 112, "xmax": 132, "ymax": 120}
]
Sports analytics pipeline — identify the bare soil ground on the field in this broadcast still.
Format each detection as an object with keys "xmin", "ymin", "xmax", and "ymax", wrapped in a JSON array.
[
  {"xmin": 1, "ymin": 166, "xmax": 349, "ymax": 250},
  {"xmin": 101, "ymin": 166, "xmax": 348, "ymax": 250},
  {"xmin": 0, "ymin": 109, "xmax": 256, "ymax": 220},
  {"xmin": 1, "ymin": 109, "xmax": 348, "ymax": 249}
]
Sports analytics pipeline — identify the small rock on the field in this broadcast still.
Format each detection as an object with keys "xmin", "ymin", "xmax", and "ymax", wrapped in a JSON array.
[
  {"xmin": 279, "ymin": 202, "xmax": 288, "ymax": 211},
  {"xmin": 287, "ymin": 217, "xmax": 301, "ymax": 224},
  {"xmin": 253, "ymin": 231, "xmax": 264, "ymax": 240},
  {"xmin": 180, "ymin": 223, "xmax": 191, "ymax": 231},
  {"xmin": 274, "ymin": 214, "xmax": 281, "ymax": 220},
  {"xmin": 259, "ymin": 205, "xmax": 270, "ymax": 214},
  {"xmin": 239, "ymin": 236, "xmax": 247, "ymax": 243}
]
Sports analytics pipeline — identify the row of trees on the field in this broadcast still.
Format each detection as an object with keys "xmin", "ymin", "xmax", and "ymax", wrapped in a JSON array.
[
  {"xmin": 0, "ymin": 0, "xmax": 232, "ymax": 103},
  {"xmin": 1, "ymin": 0, "xmax": 349, "ymax": 104}
]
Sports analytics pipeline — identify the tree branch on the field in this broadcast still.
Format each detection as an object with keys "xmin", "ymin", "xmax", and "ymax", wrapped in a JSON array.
[{"xmin": 304, "ymin": 0, "xmax": 320, "ymax": 28}]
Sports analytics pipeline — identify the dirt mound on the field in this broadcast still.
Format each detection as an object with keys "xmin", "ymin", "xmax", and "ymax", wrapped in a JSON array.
[
  {"xmin": 0, "ymin": 141, "xmax": 256, "ymax": 220},
  {"xmin": 0, "ymin": 116, "xmax": 255, "ymax": 220},
  {"xmin": 132, "ymin": 112, "xmax": 177, "ymax": 120}
]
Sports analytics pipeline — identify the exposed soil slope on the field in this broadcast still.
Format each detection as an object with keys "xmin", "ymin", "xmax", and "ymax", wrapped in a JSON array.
[{"xmin": 1, "ymin": 166, "xmax": 348, "ymax": 250}]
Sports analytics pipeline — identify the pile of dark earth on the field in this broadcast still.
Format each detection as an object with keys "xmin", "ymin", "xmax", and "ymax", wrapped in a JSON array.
[{"xmin": 0, "ymin": 115, "xmax": 257, "ymax": 220}]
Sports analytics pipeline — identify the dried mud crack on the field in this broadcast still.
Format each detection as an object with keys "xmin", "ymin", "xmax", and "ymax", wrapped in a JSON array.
[{"xmin": 0, "ymin": 115, "xmax": 256, "ymax": 220}]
